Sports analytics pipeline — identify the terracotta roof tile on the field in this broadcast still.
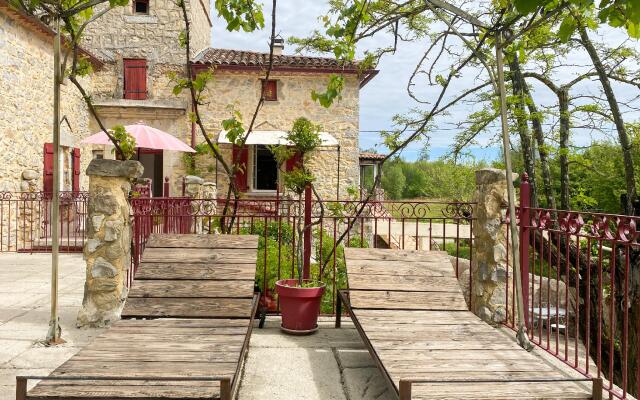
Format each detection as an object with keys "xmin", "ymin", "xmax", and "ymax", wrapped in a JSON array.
[
  {"xmin": 194, "ymin": 48, "xmax": 361, "ymax": 71},
  {"xmin": 359, "ymin": 152, "xmax": 386, "ymax": 161}
]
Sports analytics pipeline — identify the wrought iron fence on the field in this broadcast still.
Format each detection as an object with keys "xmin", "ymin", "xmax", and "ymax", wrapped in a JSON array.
[
  {"xmin": 504, "ymin": 176, "xmax": 640, "ymax": 399},
  {"xmin": 0, "ymin": 191, "xmax": 88, "ymax": 253},
  {"xmin": 130, "ymin": 197, "xmax": 475, "ymax": 314}
]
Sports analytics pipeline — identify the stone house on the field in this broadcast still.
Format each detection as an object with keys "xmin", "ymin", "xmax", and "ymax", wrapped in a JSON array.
[
  {"xmin": 0, "ymin": 0, "xmax": 376, "ymax": 200},
  {"xmin": 0, "ymin": 0, "xmax": 99, "ymax": 194}
]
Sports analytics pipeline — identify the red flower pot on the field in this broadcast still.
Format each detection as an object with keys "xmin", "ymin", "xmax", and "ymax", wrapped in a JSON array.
[{"xmin": 275, "ymin": 279, "xmax": 326, "ymax": 334}]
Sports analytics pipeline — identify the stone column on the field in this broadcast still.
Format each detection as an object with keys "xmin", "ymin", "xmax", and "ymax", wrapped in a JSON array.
[
  {"xmin": 471, "ymin": 168, "xmax": 517, "ymax": 325},
  {"xmin": 77, "ymin": 159, "xmax": 143, "ymax": 328},
  {"xmin": 184, "ymin": 175, "xmax": 204, "ymax": 198},
  {"xmin": 17, "ymin": 169, "xmax": 41, "ymax": 250},
  {"xmin": 185, "ymin": 175, "xmax": 205, "ymax": 234}
]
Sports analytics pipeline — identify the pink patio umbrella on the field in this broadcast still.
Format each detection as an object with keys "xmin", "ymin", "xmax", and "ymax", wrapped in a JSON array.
[{"xmin": 81, "ymin": 122, "xmax": 196, "ymax": 152}]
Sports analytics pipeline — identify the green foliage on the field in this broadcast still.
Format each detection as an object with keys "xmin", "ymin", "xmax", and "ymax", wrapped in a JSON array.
[
  {"xmin": 311, "ymin": 74, "xmax": 345, "ymax": 108},
  {"xmin": 444, "ymin": 241, "xmax": 471, "ymax": 260},
  {"xmin": 287, "ymin": 117, "xmax": 323, "ymax": 153},
  {"xmin": 508, "ymin": 130, "xmax": 640, "ymax": 213},
  {"xmin": 283, "ymin": 167, "xmax": 315, "ymax": 195},
  {"xmin": 171, "ymin": 70, "xmax": 213, "ymax": 105},
  {"xmin": 241, "ymin": 220, "xmax": 368, "ymax": 314},
  {"xmin": 215, "ymin": 0, "xmax": 265, "ymax": 32},
  {"xmin": 75, "ymin": 57, "xmax": 93, "ymax": 77},
  {"xmin": 510, "ymin": 0, "xmax": 640, "ymax": 38},
  {"xmin": 268, "ymin": 145, "xmax": 295, "ymax": 166},
  {"xmin": 380, "ymin": 162, "xmax": 406, "ymax": 199},
  {"xmin": 110, "ymin": 125, "xmax": 136, "ymax": 160},
  {"xmin": 271, "ymin": 117, "xmax": 323, "ymax": 195},
  {"xmin": 221, "ymin": 108, "xmax": 246, "ymax": 144},
  {"xmin": 381, "ymin": 158, "xmax": 481, "ymax": 200}
]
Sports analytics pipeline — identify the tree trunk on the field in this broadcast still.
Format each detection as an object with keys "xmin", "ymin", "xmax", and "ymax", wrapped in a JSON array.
[
  {"xmin": 509, "ymin": 56, "xmax": 538, "ymax": 207},
  {"xmin": 558, "ymin": 88, "xmax": 570, "ymax": 210},
  {"xmin": 578, "ymin": 25, "xmax": 637, "ymax": 214},
  {"xmin": 522, "ymin": 80, "xmax": 557, "ymax": 210}
]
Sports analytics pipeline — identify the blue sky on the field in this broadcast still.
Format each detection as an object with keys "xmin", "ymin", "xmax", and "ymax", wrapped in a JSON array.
[{"xmin": 209, "ymin": 1, "xmax": 639, "ymax": 162}]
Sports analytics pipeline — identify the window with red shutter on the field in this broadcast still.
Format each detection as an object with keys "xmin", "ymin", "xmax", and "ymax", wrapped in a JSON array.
[
  {"xmin": 232, "ymin": 145, "xmax": 249, "ymax": 192},
  {"xmin": 261, "ymin": 79, "xmax": 277, "ymax": 101},
  {"xmin": 72, "ymin": 148, "xmax": 81, "ymax": 192},
  {"xmin": 123, "ymin": 59, "xmax": 147, "ymax": 100},
  {"xmin": 43, "ymin": 143, "xmax": 54, "ymax": 194}
]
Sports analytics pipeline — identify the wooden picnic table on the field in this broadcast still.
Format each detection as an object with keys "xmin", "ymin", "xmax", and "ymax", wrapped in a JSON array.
[
  {"xmin": 22, "ymin": 233, "xmax": 259, "ymax": 400},
  {"xmin": 339, "ymin": 248, "xmax": 599, "ymax": 400}
]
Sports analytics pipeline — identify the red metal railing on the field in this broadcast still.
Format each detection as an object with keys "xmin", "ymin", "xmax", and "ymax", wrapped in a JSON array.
[
  {"xmin": 0, "ymin": 191, "xmax": 88, "ymax": 253},
  {"xmin": 130, "ymin": 197, "xmax": 475, "ymax": 313},
  {"xmin": 507, "ymin": 175, "xmax": 640, "ymax": 399}
]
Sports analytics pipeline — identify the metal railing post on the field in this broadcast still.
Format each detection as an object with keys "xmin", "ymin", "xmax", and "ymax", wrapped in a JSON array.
[
  {"xmin": 303, "ymin": 184, "xmax": 312, "ymax": 280},
  {"xmin": 518, "ymin": 173, "xmax": 531, "ymax": 329},
  {"xmin": 163, "ymin": 177, "xmax": 170, "ymax": 197}
]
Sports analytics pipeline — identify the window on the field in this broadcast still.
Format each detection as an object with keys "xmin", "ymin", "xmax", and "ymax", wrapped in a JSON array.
[
  {"xmin": 123, "ymin": 59, "xmax": 147, "ymax": 100},
  {"xmin": 133, "ymin": 0, "xmax": 149, "ymax": 14},
  {"xmin": 252, "ymin": 145, "xmax": 278, "ymax": 191},
  {"xmin": 261, "ymin": 79, "xmax": 277, "ymax": 101},
  {"xmin": 92, "ymin": 150, "xmax": 104, "ymax": 160}
]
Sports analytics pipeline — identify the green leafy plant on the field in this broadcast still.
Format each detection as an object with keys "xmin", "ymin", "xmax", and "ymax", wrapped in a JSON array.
[
  {"xmin": 270, "ymin": 117, "xmax": 324, "ymax": 286},
  {"xmin": 110, "ymin": 125, "xmax": 137, "ymax": 160}
]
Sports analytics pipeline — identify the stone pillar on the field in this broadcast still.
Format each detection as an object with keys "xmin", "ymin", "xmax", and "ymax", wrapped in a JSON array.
[
  {"xmin": 77, "ymin": 159, "xmax": 143, "ymax": 328},
  {"xmin": 17, "ymin": 169, "xmax": 41, "ymax": 250},
  {"xmin": 471, "ymin": 168, "xmax": 517, "ymax": 325},
  {"xmin": 199, "ymin": 181, "xmax": 217, "ymax": 234},
  {"xmin": 185, "ymin": 175, "xmax": 205, "ymax": 234},
  {"xmin": 184, "ymin": 175, "xmax": 204, "ymax": 198}
]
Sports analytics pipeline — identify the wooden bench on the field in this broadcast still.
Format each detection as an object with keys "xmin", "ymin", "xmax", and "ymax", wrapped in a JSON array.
[
  {"xmin": 19, "ymin": 234, "xmax": 259, "ymax": 400},
  {"xmin": 337, "ymin": 248, "xmax": 602, "ymax": 400}
]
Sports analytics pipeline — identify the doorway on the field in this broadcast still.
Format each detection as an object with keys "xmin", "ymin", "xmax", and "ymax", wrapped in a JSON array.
[{"xmin": 136, "ymin": 149, "xmax": 163, "ymax": 196}]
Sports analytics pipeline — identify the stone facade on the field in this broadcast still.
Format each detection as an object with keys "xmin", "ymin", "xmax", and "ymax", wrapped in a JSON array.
[
  {"xmin": 195, "ymin": 70, "xmax": 361, "ymax": 201},
  {"xmin": 0, "ymin": 11, "xmax": 93, "ymax": 193},
  {"xmin": 1, "ymin": 0, "xmax": 364, "ymax": 201},
  {"xmin": 77, "ymin": 159, "xmax": 143, "ymax": 328},
  {"xmin": 81, "ymin": 0, "xmax": 210, "ymax": 62},
  {"xmin": 471, "ymin": 168, "xmax": 517, "ymax": 324}
]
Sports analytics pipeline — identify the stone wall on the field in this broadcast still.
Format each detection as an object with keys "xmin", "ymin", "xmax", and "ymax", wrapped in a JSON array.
[
  {"xmin": 195, "ymin": 70, "xmax": 361, "ymax": 201},
  {"xmin": 471, "ymin": 168, "xmax": 517, "ymax": 324},
  {"xmin": 0, "ymin": 11, "xmax": 93, "ymax": 193},
  {"xmin": 81, "ymin": 0, "xmax": 209, "ymax": 63},
  {"xmin": 77, "ymin": 159, "xmax": 143, "ymax": 328}
]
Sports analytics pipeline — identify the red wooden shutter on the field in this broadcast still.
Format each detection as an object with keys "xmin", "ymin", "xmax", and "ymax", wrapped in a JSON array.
[
  {"xmin": 124, "ymin": 59, "xmax": 147, "ymax": 100},
  {"xmin": 285, "ymin": 151, "xmax": 302, "ymax": 172},
  {"xmin": 72, "ymin": 148, "xmax": 81, "ymax": 192},
  {"xmin": 261, "ymin": 79, "xmax": 277, "ymax": 101},
  {"xmin": 43, "ymin": 143, "xmax": 54, "ymax": 193},
  {"xmin": 232, "ymin": 145, "xmax": 249, "ymax": 192}
]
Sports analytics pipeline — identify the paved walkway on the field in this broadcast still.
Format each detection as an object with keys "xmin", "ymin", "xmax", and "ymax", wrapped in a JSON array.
[
  {"xmin": 239, "ymin": 317, "xmax": 393, "ymax": 400},
  {"xmin": 0, "ymin": 253, "xmax": 104, "ymax": 398}
]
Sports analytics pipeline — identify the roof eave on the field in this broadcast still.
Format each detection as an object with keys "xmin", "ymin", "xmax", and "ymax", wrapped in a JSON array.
[{"xmin": 191, "ymin": 62, "xmax": 379, "ymax": 89}]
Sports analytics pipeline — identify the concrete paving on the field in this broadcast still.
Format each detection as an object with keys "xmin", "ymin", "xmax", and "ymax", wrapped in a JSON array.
[
  {"xmin": 238, "ymin": 317, "xmax": 394, "ymax": 400},
  {"xmin": 0, "ymin": 253, "xmax": 105, "ymax": 399}
]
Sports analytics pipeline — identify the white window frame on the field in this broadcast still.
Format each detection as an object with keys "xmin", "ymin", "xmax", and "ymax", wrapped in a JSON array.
[{"xmin": 249, "ymin": 145, "xmax": 279, "ymax": 193}]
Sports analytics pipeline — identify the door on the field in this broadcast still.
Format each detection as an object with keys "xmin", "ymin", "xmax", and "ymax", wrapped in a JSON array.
[{"xmin": 136, "ymin": 149, "xmax": 163, "ymax": 196}]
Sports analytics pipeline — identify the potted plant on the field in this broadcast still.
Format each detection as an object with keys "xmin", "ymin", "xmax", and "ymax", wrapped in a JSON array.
[{"xmin": 271, "ymin": 117, "xmax": 326, "ymax": 334}]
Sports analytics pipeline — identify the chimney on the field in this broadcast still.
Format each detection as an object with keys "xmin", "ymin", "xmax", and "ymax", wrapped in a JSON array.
[{"xmin": 272, "ymin": 37, "xmax": 284, "ymax": 56}]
